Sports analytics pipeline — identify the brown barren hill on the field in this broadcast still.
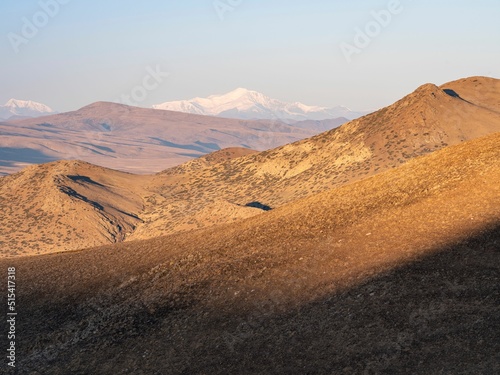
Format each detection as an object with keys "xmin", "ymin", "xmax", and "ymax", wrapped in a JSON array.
[
  {"xmin": 3, "ymin": 131, "xmax": 500, "ymax": 374},
  {"xmin": 130, "ymin": 76, "xmax": 500, "ymax": 240},
  {"xmin": 1, "ymin": 77, "xmax": 500, "ymax": 256},
  {"xmin": 170, "ymin": 146, "xmax": 259, "ymax": 172},
  {"xmin": 0, "ymin": 102, "xmax": 326, "ymax": 175},
  {"xmin": 0, "ymin": 148, "xmax": 260, "ymax": 257},
  {"xmin": 440, "ymin": 76, "xmax": 500, "ymax": 113},
  {"xmin": 0, "ymin": 160, "xmax": 151, "ymax": 256}
]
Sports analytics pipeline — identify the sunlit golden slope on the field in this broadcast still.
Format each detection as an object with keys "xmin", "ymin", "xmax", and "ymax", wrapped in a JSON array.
[
  {"xmin": 5, "ymin": 131, "xmax": 500, "ymax": 374},
  {"xmin": 0, "ymin": 160, "xmax": 150, "ymax": 256},
  {"xmin": 0, "ymin": 150, "xmax": 258, "ymax": 256},
  {"xmin": 1, "ymin": 77, "xmax": 500, "ymax": 256},
  {"xmin": 441, "ymin": 76, "xmax": 500, "ymax": 113},
  {"xmin": 131, "ymin": 77, "xmax": 500, "ymax": 240}
]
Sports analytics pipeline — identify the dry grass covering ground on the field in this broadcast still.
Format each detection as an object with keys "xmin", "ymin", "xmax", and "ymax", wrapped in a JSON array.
[
  {"xmin": 1, "ymin": 77, "xmax": 500, "ymax": 257},
  {"xmin": 0, "ymin": 160, "xmax": 150, "ymax": 256},
  {"xmin": 2, "ymin": 131, "xmax": 499, "ymax": 374},
  {"xmin": 130, "ymin": 77, "xmax": 500, "ymax": 241}
]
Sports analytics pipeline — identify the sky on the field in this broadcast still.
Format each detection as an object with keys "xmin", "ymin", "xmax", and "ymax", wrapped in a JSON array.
[{"xmin": 0, "ymin": 0, "xmax": 499, "ymax": 112}]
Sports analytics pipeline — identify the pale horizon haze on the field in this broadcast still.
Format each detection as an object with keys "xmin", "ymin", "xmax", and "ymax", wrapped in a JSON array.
[{"xmin": 0, "ymin": 0, "xmax": 499, "ymax": 113}]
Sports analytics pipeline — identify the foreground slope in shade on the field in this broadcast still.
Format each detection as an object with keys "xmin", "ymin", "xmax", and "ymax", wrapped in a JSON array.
[
  {"xmin": 131, "ymin": 77, "xmax": 500, "ymax": 240},
  {"xmin": 3, "ymin": 131, "xmax": 500, "ymax": 374}
]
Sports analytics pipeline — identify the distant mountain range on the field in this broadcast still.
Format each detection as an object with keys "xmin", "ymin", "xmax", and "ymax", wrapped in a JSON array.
[
  {"xmin": 3, "ymin": 75, "xmax": 499, "ymax": 253},
  {"xmin": 0, "ymin": 102, "xmax": 346, "ymax": 175},
  {"xmin": 2, "ymin": 90, "xmax": 364, "ymax": 123},
  {"xmin": 0, "ymin": 91, "xmax": 357, "ymax": 175},
  {"xmin": 153, "ymin": 88, "xmax": 368, "ymax": 121},
  {"xmin": 3, "ymin": 77, "xmax": 500, "ymax": 375},
  {"xmin": 0, "ymin": 99, "xmax": 56, "ymax": 120}
]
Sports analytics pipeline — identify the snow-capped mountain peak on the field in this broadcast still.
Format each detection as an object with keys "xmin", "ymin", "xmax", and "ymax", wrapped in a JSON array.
[
  {"xmin": 152, "ymin": 89, "xmax": 366, "ymax": 122},
  {"xmin": 5, "ymin": 99, "xmax": 54, "ymax": 113},
  {"xmin": 0, "ymin": 99, "xmax": 56, "ymax": 120}
]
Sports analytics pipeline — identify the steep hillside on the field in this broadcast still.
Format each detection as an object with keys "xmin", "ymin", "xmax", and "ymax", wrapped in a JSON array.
[
  {"xmin": 178, "ymin": 147, "xmax": 258, "ymax": 169},
  {"xmin": 2, "ymin": 77, "xmax": 499, "ymax": 256},
  {"xmin": 4, "ymin": 131, "xmax": 500, "ymax": 374},
  {"xmin": 441, "ymin": 76, "xmax": 500, "ymax": 113},
  {"xmin": 131, "ymin": 77, "xmax": 500, "ymax": 240},
  {"xmin": 0, "ymin": 148, "xmax": 263, "ymax": 257},
  {"xmin": 0, "ymin": 160, "xmax": 150, "ymax": 256}
]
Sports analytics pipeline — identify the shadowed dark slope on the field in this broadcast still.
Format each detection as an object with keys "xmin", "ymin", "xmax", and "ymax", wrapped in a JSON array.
[
  {"xmin": 3, "ymin": 224, "xmax": 499, "ymax": 374},
  {"xmin": 1, "ymin": 132, "xmax": 499, "ymax": 374}
]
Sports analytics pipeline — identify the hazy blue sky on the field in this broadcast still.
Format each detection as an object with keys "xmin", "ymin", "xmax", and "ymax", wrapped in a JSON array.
[{"xmin": 1, "ymin": 0, "xmax": 499, "ymax": 112}]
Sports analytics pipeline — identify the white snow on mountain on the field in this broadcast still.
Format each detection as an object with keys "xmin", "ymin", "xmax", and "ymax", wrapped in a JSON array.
[
  {"xmin": 0, "ymin": 99, "xmax": 56, "ymax": 120},
  {"xmin": 152, "ymin": 88, "xmax": 368, "ymax": 122}
]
